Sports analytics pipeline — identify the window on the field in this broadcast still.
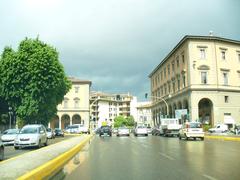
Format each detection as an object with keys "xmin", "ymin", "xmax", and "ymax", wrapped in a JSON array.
[
  {"xmin": 74, "ymin": 98, "xmax": 80, "ymax": 108},
  {"xmin": 164, "ymin": 68, "xmax": 166, "ymax": 78},
  {"xmin": 64, "ymin": 98, "xmax": 69, "ymax": 108},
  {"xmin": 182, "ymin": 75, "xmax": 186, "ymax": 87},
  {"xmin": 176, "ymin": 56, "xmax": 179, "ymax": 67},
  {"xmin": 224, "ymin": 96, "xmax": 229, "ymax": 103},
  {"xmin": 238, "ymin": 53, "xmax": 240, "ymax": 62},
  {"xmin": 75, "ymin": 86, "xmax": 79, "ymax": 93},
  {"xmin": 200, "ymin": 49, "xmax": 206, "ymax": 59},
  {"xmin": 177, "ymin": 79, "xmax": 180, "ymax": 90},
  {"xmin": 172, "ymin": 82, "xmax": 175, "ymax": 93},
  {"xmin": 201, "ymin": 72, "xmax": 207, "ymax": 84},
  {"xmin": 168, "ymin": 83, "xmax": 171, "ymax": 93},
  {"xmin": 168, "ymin": 65, "xmax": 170, "ymax": 75},
  {"xmin": 223, "ymin": 72, "xmax": 228, "ymax": 85},
  {"xmin": 182, "ymin": 54, "xmax": 185, "ymax": 64},
  {"xmin": 221, "ymin": 51, "xmax": 226, "ymax": 60},
  {"xmin": 172, "ymin": 63, "xmax": 175, "ymax": 73}
]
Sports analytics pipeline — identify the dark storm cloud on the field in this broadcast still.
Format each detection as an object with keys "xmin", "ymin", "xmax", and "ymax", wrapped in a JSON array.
[{"xmin": 0, "ymin": 0, "xmax": 240, "ymax": 100}]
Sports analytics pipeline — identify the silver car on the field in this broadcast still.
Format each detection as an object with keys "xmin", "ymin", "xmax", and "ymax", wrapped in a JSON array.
[
  {"xmin": 14, "ymin": 124, "xmax": 48, "ymax": 149},
  {"xmin": 1, "ymin": 129, "xmax": 19, "ymax": 145},
  {"xmin": 117, "ymin": 127, "xmax": 130, "ymax": 136},
  {"xmin": 134, "ymin": 125, "xmax": 148, "ymax": 136},
  {"xmin": 0, "ymin": 139, "xmax": 4, "ymax": 161}
]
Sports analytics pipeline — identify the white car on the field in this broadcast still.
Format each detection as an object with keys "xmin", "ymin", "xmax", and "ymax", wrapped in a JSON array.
[
  {"xmin": 208, "ymin": 124, "xmax": 228, "ymax": 133},
  {"xmin": 117, "ymin": 127, "xmax": 130, "ymax": 136},
  {"xmin": 1, "ymin": 129, "xmax": 19, "ymax": 145},
  {"xmin": 0, "ymin": 139, "xmax": 4, "ymax": 161},
  {"xmin": 179, "ymin": 122, "xmax": 204, "ymax": 140},
  {"xmin": 14, "ymin": 124, "xmax": 48, "ymax": 149},
  {"xmin": 134, "ymin": 125, "xmax": 148, "ymax": 136}
]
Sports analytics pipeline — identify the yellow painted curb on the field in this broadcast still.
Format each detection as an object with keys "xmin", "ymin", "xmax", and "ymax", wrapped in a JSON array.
[
  {"xmin": 17, "ymin": 135, "xmax": 93, "ymax": 180},
  {"xmin": 205, "ymin": 135, "xmax": 240, "ymax": 141}
]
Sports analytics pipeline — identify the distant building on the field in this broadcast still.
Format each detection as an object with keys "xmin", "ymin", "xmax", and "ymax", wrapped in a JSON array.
[
  {"xmin": 149, "ymin": 35, "xmax": 240, "ymax": 128},
  {"xmin": 136, "ymin": 102, "xmax": 152, "ymax": 127},
  {"xmin": 49, "ymin": 77, "xmax": 91, "ymax": 129},
  {"xmin": 90, "ymin": 91, "xmax": 137, "ymax": 128}
]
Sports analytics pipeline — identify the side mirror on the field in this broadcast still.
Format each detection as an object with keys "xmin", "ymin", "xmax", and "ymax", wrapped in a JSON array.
[{"xmin": 40, "ymin": 130, "xmax": 44, "ymax": 134}]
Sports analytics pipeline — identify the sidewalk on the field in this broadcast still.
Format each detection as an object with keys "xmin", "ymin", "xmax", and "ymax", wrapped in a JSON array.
[{"xmin": 0, "ymin": 135, "xmax": 91, "ymax": 179}]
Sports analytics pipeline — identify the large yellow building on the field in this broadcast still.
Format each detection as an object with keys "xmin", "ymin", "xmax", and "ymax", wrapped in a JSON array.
[
  {"xmin": 149, "ymin": 35, "xmax": 240, "ymax": 127},
  {"xmin": 50, "ymin": 77, "xmax": 91, "ymax": 129}
]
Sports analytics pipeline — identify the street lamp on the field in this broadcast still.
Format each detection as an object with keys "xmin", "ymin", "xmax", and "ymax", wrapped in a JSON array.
[
  {"xmin": 8, "ymin": 107, "xmax": 13, "ymax": 129},
  {"xmin": 145, "ymin": 93, "xmax": 171, "ymax": 117}
]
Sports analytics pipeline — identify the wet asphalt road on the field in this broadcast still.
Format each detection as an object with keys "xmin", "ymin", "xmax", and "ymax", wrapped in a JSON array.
[{"xmin": 64, "ymin": 134, "xmax": 240, "ymax": 180}]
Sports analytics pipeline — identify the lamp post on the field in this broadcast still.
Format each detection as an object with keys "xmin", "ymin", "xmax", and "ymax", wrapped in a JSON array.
[
  {"xmin": 145, "ymin": 93, "xmax": 171, "ymax": 117},
  {"xmin": 8, "ymin": 107, "xmax": 13, "ymax": 129}
]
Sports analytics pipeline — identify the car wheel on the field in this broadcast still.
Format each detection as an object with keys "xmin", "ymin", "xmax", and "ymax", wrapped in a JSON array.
[
  {"xmin": 145, "ymin": 134, "xmax": 148, "ymax": 136},
  {"xmin": 37, "ymin": 140, "xmax": 41, "ymax": 148},
  {"xmin": 0, "ymin": 147, "xmax": 4, "ymax": 161},
  {"xmin": 14, "ymin": 146, "xmax": 19, "ymax": 150},
  {"xmin": 201, "ymin": 137, "xmax": 204, "ymax": 141},
  {"xmin": 44, "ymin": 139, "xmax": 48, "ymax": 146},
  {"xmin": 179, "ymin": 135, "xmax": 182, "ymax": 140},
  {"xmin": 184, "ymin": 134, "xmax": 188, "ymax": 140}
]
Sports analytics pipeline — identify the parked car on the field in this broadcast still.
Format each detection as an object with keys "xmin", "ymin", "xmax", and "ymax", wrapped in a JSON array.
[
  {"xmin": 179, "ymin": 122, "xmax": 204, "ymax": 140},
  {"xmin": 54, "ymin": 128, "xmax": 64, "ymax": 137},
  {"xmin": 99, "ymin": 126, "xmax": 112, "ymax": 137},
  {"xmin": 134, "ymin": 125, "xmax": 148, "ymax": 136},
  {"xmin": 0, "ymin": 139, "xmax": 4, "ymax": 161},
  {"xmin": 46, "ymin": 128, "xmax": 55, "ymax": 139},
  {"xmin": 117, "ymin": 127, "xmax": 130, "ymax": 136},
  {"xmin": 14, "ymin": 124, "xmax": 48, "ymax": 149},
  {"xmin": 65, "ymin": 124, "xmax": 89, "ymax": 134},
  {"xmin": 147, "ymin": 126, "xmax": 152, "ymax": 134},
  {"xmin": 1, "ymin": 129, "xmax": 19, "ymax": 145},
  {"xmin": 152, "ymin": 127, "xmax": 161, "ymax": 136},
  {"xmin": 208, "ymin": 124, "xmax": 228, "ymax": 133}
]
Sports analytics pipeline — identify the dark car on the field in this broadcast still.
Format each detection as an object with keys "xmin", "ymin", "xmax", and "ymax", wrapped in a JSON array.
[
  {"xmin": 99, "ymin": 126, "xmax": 112, "ymax": 137},
  {"xmin": 0, "ymin": 139, "xmax": 4, "ymax": 161},
  {"xmin": 54, "ymin": 128, "xmax": 64, "ymax": 137}
]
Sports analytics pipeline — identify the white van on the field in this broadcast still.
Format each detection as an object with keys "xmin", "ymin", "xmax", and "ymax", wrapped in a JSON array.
[
  {"xmin": 208, "ymin": 124, "xmax": 228, "ymax": 133},
  {"xmin": 66, "ymin": 124, "xmax": 89, "ymax": 134}
]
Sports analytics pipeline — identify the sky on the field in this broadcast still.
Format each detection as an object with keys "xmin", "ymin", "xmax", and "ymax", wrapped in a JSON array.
[{"xmin": 0, "ymin": 0, "xmax": 240, "ymax": 101}]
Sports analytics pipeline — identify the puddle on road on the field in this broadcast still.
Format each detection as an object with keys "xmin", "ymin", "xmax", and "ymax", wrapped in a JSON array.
[{"xmin": 49, "ymin": 140, "xmax": 91, "ymax": 180}]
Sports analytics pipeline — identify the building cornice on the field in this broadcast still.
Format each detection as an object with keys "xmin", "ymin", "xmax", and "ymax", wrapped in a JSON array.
[{"xmin": 148, "ymin": 35, "xmax": 240, "ymax": 78}]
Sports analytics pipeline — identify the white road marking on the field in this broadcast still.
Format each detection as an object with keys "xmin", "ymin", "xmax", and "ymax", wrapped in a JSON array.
[
  {"xmin": 203, "ymin": 174, "xmax": 218, "ymax": 180},
  {"xmin": 158, "ymin": 152, "xmax": 175, "ymax": 160}
]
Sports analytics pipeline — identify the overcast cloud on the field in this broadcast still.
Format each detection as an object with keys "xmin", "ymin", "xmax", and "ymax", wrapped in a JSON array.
[{"xmin": 0, "ymin": 0, "xmax": 240, "ymax": 100}]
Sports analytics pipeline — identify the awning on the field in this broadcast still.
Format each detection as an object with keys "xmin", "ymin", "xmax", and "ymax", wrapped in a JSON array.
[{"xmin": 224, "ymin": 115, "xmax": 235, "ymax": 124}]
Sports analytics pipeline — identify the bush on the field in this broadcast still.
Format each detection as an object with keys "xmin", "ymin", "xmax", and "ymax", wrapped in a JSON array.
[{"xmin": 203, "ymin": 124, "xmax": 211, "ymax": 132}]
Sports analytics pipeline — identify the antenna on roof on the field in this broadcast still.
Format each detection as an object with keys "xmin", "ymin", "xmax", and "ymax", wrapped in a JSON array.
[{"xmin": 209, "ymin": 31, "xmax": 213, "ymax": 36}]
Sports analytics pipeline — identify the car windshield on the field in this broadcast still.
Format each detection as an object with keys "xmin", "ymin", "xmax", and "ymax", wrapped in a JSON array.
[
  {"xmin": 190, "ymin": 123, "xmax": 201, "ymax": 128},
  {"xmin": 3, "ymin": 129, "xmax": 18, "ymax": 134},
  {"xmin": 20, "ymin": 127, "xmax": 38, "ymax": 134}
]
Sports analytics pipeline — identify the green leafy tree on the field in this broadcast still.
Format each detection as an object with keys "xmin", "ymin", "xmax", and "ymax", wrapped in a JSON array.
[
  {"xmin": 126, "ymin": 115, "xmax": 135, "ymax": 127},
  {"xmin": 114, "ymin": 115, "xmax": 135, "ymax": 128},
  {"xmin": 0, "ymin": 38, "xmax": 71, "ymax": 126},
  {"xmin": 114, "ymin": 115, "xmax": 125, "ymax": 128}
]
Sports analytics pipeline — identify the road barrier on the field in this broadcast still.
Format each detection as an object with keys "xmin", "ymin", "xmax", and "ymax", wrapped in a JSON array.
[{"xmin": 17, "ymin": 134, "xmax": 93, "ymax": 180}]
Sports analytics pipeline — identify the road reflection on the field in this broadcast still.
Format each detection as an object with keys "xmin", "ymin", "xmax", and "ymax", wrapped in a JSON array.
[{"xmin": 50, "ymin": 139, "xmax": 91, "ymax": 180}]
